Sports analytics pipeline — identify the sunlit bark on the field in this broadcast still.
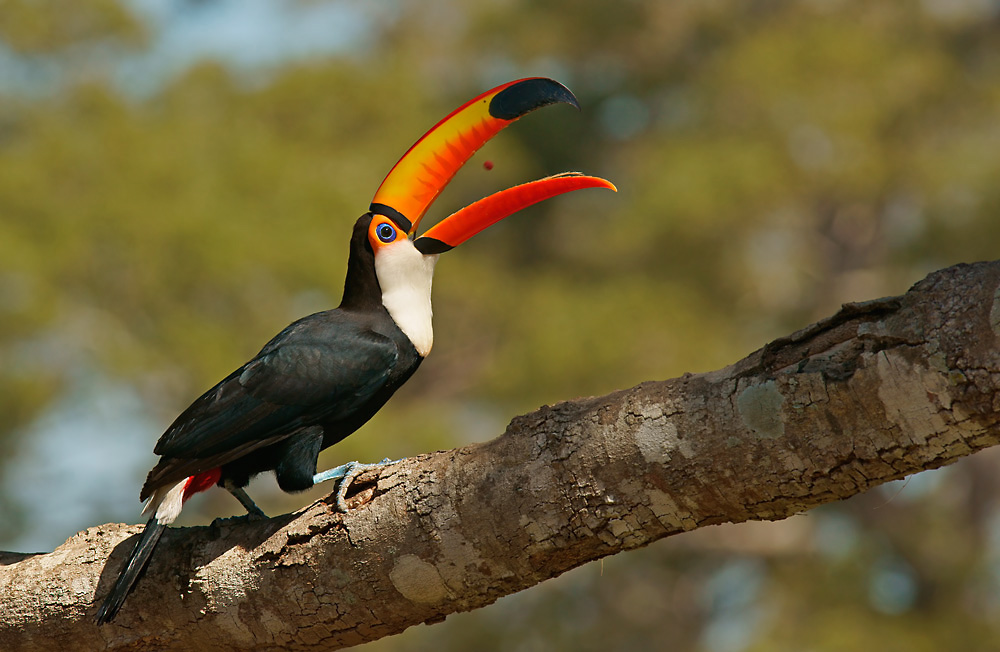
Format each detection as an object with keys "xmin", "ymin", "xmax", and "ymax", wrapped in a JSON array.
[{"xmin": 2, "ymin": 260, "xmax": 998, "ymax": 652}]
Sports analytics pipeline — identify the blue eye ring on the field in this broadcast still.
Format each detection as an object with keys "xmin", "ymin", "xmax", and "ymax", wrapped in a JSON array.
[{"xmin": 376, "ymin": 222, "xmax": 397, "ymax": 243}]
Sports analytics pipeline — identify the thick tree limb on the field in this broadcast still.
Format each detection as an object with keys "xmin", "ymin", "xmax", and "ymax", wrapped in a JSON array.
[{"xmin": 2, "ymin": 260, "xmax": 999, "ymax": 651}]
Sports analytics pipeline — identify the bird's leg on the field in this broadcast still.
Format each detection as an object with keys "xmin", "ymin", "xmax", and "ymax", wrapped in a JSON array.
[
  {"xmin": 312, "ymin": 457, "xmax": 401, "ymax": 512},
  {"xmin": 223, "ymin": 479, "xmax": 269, "ymax": 520}
]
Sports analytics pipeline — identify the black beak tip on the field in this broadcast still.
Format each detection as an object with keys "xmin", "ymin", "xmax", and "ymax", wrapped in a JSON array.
[{"xmin": 488, "ymin": 78, "xmax": 580, "ymax": 120}]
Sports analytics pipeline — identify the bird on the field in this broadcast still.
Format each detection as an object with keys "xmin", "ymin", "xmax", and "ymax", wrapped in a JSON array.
[{"xmin": 94, "ymin": 77, "xmax": 616, "ymax": 625}]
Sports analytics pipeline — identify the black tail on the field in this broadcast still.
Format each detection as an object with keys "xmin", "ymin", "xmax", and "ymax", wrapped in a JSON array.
[{"xmin": 95, "ymin": 517, "xmax": 166, "ymax": 625}]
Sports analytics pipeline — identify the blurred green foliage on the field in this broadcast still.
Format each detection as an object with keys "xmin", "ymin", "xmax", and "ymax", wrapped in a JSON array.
[{"xmin": 1, "ymin": 0, "xmax": 1000, "ymax": 650}]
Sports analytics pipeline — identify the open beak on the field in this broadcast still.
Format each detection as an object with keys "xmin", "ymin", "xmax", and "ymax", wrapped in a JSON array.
[
  {"xmin": 414, "ymin": 173, "xmax": 616, "ymax": 254},
  {"xmin": 369, "ymin": 77, "xmax": 615, "ymax": 244}
]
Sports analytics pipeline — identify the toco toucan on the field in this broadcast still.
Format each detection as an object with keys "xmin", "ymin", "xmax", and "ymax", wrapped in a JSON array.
[{"xmin": 94, "ymin": 77, "xmax": 615, "ymax": 624}]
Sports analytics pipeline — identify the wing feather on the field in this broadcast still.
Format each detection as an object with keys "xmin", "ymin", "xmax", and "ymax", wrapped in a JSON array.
[{"xmin": 141, "ymin": 313, "xmax": 398, "ymax": 497}]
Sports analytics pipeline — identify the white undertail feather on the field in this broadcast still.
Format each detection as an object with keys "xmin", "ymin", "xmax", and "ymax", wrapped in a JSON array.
[
  {"xmin": 141, "ymin": 479, "xmax": 187, "ymax": 525},
  {"xmin": 375, "ymin": 241, "xmax": 439, "ymax": 357}
]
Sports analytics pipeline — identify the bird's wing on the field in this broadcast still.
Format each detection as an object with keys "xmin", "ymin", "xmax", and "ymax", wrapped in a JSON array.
[{"xmin": 141, "ymin": 322, "xmax": 398, "ymax": 496}]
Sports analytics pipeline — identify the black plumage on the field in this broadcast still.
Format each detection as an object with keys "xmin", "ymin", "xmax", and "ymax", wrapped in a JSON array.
[
  {"xmin": 95, "ymin": 214, "xmax": 421, "ymax": 626},
  {"xmin": 94, "ymin": 76, "xmax": 610, "ymax": 626},
  {"xmin": 142, "ymin": 213, "xmax": 422, "ymax": 499}
]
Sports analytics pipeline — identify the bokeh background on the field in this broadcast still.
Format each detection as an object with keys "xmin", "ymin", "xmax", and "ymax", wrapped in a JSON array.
[{"xmin": 2, "ymin": 0, "xmax": 1000, "ymax": 649}]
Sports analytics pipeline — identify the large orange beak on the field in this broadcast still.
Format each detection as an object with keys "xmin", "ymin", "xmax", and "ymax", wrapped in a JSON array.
[
  {"xmin": 414, "ymin": 173, "xmax": 616, "ymax": 254},
  {"xmin": 369, "ymin": 77, "xmax": 615, "ymax": 241}
]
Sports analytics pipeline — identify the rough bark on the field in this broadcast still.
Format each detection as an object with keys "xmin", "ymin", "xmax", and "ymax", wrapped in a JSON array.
[{"xmin": 2, "ymin": 260, "xmax": 999, "ymax": 651}]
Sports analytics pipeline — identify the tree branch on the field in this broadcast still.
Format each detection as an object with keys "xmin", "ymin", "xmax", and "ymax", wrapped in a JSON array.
[{"xmin": 2, "ymin": 260, "xmax": 999, "ymax": 651}]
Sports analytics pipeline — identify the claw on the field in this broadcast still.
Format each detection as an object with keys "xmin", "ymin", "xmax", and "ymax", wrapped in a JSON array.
[{"xmin": 313, "ymin": 458, "xmax": 401, "ymax": 512}]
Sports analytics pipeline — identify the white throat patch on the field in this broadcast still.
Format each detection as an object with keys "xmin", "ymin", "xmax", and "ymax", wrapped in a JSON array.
[{"xmin": 374, "ymin": 240, "xmax": 438, "ymax": 357}]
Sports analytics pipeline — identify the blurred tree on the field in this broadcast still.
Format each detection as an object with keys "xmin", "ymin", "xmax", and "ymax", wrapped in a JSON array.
[{"xmin": 0, "ymin": 0, "xmax": 143, "ymax": 53}]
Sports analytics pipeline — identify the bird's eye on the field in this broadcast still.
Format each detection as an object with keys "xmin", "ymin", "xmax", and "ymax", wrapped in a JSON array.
[{"xmin": 376, "ymin": 222, "xmax": 396, "ymax": 243}]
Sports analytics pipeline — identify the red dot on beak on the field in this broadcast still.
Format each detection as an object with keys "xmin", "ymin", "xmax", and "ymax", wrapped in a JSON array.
[{"xmin": 483, "ymin": 160, "xmax": 494, "ymax": 171}]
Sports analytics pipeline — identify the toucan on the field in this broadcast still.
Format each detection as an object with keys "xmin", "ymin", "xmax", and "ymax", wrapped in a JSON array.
[{"xmin": 94, "ymin": 77, "xmax": 615, "ymax": 625}]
